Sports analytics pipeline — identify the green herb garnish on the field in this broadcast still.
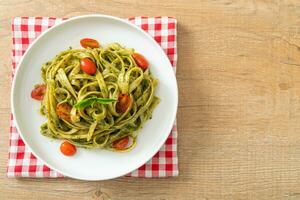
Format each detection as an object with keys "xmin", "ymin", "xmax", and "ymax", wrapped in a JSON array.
[{"xmin": 74, "ymin": 97, "xmax": 116, "ymax": 109}]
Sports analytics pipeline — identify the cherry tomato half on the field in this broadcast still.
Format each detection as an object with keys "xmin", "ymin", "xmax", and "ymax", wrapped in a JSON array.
[
  {"xmin": 80, "ymin": 58, "xmax": 97, "ymax": 75},
  {"xmin": 132, "ymin": 53, "xmax": 149, "ymax": 70},
  {"xmin": 113, "ymin": 136, "xmax": 129, "ymax": 150},
  {"xmin": 56, "ymin": 103, "xmax": 72, "ymax": 122},
  {"xmin": 31, "ymin": 84, "xmax": 46, "ymax": 101},
  {"xmin": 60, "ymin": 141, "xmax": 77, "ymax": 156},
  {"xmin": 116, "ymin": 94, "xmax": 131, "ymax": 113},
  {"xmin": 80, "ymin": 38, "xmax": 100, "ymax": 49}
]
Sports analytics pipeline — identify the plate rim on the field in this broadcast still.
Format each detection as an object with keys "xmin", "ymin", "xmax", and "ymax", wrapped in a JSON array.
[{"xmin": 11, "ymin": 14, "xmax": 178, "ymax": 180}]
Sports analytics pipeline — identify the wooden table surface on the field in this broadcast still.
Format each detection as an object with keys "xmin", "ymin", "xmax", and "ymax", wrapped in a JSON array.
[{"xmin": 1, "ymin": 0, "xmax": 300, "ymax": 199}]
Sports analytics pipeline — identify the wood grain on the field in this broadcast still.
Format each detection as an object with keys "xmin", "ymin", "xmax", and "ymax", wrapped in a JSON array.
[{"xmin": 1, "ymin": 0, "xmax": 300, "ymax": 199}]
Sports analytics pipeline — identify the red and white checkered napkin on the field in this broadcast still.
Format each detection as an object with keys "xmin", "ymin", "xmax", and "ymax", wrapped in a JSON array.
[{"xmin": 7, "ymin": 16, "xmax": 178, "ymax": 178}]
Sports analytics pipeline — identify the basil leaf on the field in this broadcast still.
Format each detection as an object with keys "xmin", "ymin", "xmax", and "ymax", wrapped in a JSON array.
[
  {"xmin": 74, "ymin": 97, "xmax": 116, "ymax": 109},
  {"xmin": 74, "ymin": 98, "xmax": 95, "ymax": 109}
]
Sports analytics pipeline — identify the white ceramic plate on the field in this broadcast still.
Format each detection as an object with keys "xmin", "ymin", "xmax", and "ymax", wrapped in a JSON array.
[{"xmin": 11, "ymin": 14, "xmax": 178, "ymax": 180}]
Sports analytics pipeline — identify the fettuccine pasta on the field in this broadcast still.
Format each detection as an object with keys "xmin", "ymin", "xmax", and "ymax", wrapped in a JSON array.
[{"xmin": 32, "ymin": 40, "xmax": 160, "ymax": 152}]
